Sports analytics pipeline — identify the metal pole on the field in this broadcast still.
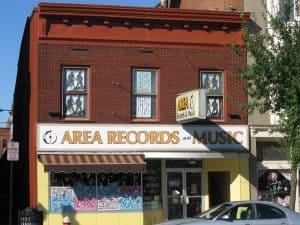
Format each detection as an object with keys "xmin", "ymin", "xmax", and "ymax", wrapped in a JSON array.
[{"xmin": 9, "ymin": 161, "xmax": 13, "ymax": 225}]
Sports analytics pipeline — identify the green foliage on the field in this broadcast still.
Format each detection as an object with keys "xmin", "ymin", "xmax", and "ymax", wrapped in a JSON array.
[{"xmin": 238, "ymin": 0, "xmax": 300, "ymax": 168}]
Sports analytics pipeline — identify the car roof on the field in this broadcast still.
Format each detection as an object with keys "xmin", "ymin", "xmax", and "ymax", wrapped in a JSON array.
[
  {"xmin": 224, "ymin": 200, "xmax": 284, "ymax": 205},
  {"xmin": 222, "ymin": 200, "xmax": 299, "ymax": 214}
]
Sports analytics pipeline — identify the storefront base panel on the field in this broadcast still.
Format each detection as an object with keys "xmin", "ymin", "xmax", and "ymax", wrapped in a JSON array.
[
  {"xmin": 143, "ymin": 210, "xmax": 165, "ymax": 225},
  {"xmin": 44, "ymin": 212, "xmax": 143, "ymax": 225}
]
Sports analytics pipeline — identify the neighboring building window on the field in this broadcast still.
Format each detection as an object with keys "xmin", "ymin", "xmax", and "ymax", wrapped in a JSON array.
[
  {"xmin": 200, "ymin": 71, "xmax": 223, "ymax": 118},
  {"xmin": 258, "ymin": 170, "xmax": 291, "ymax": 207},
  {"xmin": 132, "ymin": 69, "xmax": 157, "ymax": 119},
  {"xmin": 256, "ymin": 142, "xmax": 288, "ymax": 161},
  {"xmin": 143, "ymin": 160, "xmax": 162, "ymax": 210},
  {"xmin": 50, "ymin": 172, "xmax": 142, "ymax": 212},
  {"xmin": 279, "ymin": 0, "xmax": 296, "ymax": 21},
  {"xmin": 269, "ymin": 0, "xmax": 299, "ymax": 21},
  {"xmin": 62, "ymin": 67, "xmax": 87, "ymax": 118}
]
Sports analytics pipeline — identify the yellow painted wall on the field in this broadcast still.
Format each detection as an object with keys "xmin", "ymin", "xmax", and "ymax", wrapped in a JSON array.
[
  {"xmin": 37, "ymin": 161, "xmax": 163, "ymax": 225},
  {"xmin": 143, "ymin": 210, "xmax": 165, "ymax": 225},
  {"xmin": 203, "ymin": 157, "xmax": 250, "ymax": 210},
  {"xmin": 37, "ymin": 157, "xmax": 248, "ymax": 225}
]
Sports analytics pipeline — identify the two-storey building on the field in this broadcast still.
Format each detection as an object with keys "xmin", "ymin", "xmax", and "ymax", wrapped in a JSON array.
[{"xmin": 13, "ymin": 2, "xmax": 250, "ymax": 225}]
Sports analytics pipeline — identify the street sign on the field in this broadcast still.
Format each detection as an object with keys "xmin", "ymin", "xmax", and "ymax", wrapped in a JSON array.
[{"xmin": 7, "ymin": 142, "xmax": 19, "ymax": 161}]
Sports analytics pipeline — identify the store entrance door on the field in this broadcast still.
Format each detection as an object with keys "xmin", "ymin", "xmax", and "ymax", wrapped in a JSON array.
[
  {"xmin": 208, "ymin": 171, "xmax": 230, "ymax": 207},
  {"xmin": 167, "ymin": 169, "xmax": 202, "ymax": 220}
]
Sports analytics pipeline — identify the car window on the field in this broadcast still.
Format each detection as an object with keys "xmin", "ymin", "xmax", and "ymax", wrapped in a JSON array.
[
  {"xmin": 197, "ymin": 203, "xmax": 232, "ymax": 220},
  {"xmin": 219, "ymin": 204, "xmax": 252, "ymax": 221},
  {"xmin": 256, "ymin": 203, "xmax": 287, "ymax": 219}
]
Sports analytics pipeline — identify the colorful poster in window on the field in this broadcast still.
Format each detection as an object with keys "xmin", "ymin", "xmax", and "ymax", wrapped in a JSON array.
[
  {"xmin": 136, "ymin": 96, "xmax": 151, "ymax": 118},
  {"xmin": 73, "ymin": 186, "xmax": 97, "ymax": 211},
  {"xmin": 119, "ymin": 185, "xmax": 142, "ymax": 211},
  {"xmin": 97, "ymin": 185, "xmax": 142, "ymax": 211},
  {"xmin": 258, "ymin": 170, "xmax": 291, "ymax": 207},
  {"xmin": 98, "ymin": 197, "xmax": 119, "ymax": 211},
  {"xmin": 119, "ymin": 196, "xmax": 142, "ymax": 210},
  {"xmin": 97, "ymin": 186, "xmax": 120, "ymax": 196},
  {"xmin": 50, "ymin": 187, "xmax": 74, "ymax": 212},
  {"xmin": 136, "ymin": 71, "xmax": 152, "ymax": 94}
]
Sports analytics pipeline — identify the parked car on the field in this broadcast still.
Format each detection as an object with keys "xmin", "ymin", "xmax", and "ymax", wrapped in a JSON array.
[{"xmin": 157, "ymin": 200, "xmax": 300, "ymax": 225}]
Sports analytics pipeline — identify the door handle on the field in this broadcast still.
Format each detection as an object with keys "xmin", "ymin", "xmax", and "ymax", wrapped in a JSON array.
[
  {"xmin": 185, "ymin": 196, "xmax": 189, "ymax": 204},
  {"xmin": 180, "ymin": 196, "xmax": 183, "ymax": 204}
]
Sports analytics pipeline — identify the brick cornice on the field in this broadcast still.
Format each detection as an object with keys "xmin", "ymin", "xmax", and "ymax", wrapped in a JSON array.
[{"xmin": 38, "ymin": 2, "xmax": 250, "ymax": 24}]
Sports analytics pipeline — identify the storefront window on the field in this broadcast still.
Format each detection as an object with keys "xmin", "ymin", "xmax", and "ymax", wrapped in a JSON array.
[
  {"xmin": 143, "ymin": 160, "xmax": 162, "ymax": 210},
  {"xmin": 50, "ymin": 172, "xmax": 142, "ymax": 212},
  {"xmin": 258, "ymin": 170, "xmax": 291, "ymax": 207},
  {"xmin": 97, "ymin": 173, "xmax": 142, "ymax": 211},
  {"xmin": 166, "ymin": 160, "xmax": 202, "ymax": 168}
]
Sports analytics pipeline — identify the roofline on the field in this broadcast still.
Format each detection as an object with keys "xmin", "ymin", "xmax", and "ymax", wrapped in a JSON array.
[{"xmin": 37, "ymin": 2, "xmax": 250, "ymax": 24}]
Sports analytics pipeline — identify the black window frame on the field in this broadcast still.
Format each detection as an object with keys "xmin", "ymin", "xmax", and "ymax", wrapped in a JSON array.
[
  {"xmin": 256, "ymin": 203, "xmax": 287, "ymax": 219},
  {"xmin": 62, "ymin": 67, "xmax": 88, "ymax": 119}
]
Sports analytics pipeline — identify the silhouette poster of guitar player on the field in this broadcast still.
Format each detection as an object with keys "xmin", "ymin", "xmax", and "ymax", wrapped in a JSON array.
[
  {"xmin": 65, "ymin": 69, "xmax": 85, "ymax": 92},
  {"xmin": 207, "ymin": 98, "xmax": 220, "ymax": 117},
  {"xmin": 65, "ymin": 95, "xmax": 85, "ymax": 116},
  {"xmin": 201, "ymin": 73, "xmax": 221, "ymax": 95}
]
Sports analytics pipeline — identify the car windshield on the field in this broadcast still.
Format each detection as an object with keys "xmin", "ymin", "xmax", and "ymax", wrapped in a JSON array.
[{"xmin": 196, "ymin": 203, "xmax": 232, "ymax": 220}]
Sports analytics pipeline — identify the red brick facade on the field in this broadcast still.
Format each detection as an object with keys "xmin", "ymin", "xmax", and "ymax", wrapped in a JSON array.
[
  {"xmin": 0, "ymin": 128, "xmax": 10, "ymax": 157},
  {"xmin": 39, "ymin": 45, "xmax": 247, "ymax": 124},
  {"xmin": 14, "ymin": 2, "xmax": 250, "ymax": 209}
]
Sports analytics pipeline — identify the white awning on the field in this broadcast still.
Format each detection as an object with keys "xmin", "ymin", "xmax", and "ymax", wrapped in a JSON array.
[{"xmin": 143, "ymin": 151, "xmax": 249, "ymax": 159}]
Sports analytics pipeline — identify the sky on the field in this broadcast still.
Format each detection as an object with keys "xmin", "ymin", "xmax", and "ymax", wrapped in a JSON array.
[{"xmin": 0, "ymin": 0, "xmax": 159, "ymax": 127}]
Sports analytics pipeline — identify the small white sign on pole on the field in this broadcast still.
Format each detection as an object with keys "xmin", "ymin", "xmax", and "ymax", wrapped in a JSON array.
[{"xmin": 7, "ymin": 142, "xmax": 19, "ymax": 161}]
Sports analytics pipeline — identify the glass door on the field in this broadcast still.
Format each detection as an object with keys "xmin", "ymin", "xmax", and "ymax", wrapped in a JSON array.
[
  {"xmin": 167, "ymin": 169, "xmax": 202, "ymax": 220},
  {"xmin": 186, "ymin": 171, "xmax": 202, "ymax": 217},
  {"xmin": 167, "ymin": 171, "xmax": 184, "ymax": 219}
]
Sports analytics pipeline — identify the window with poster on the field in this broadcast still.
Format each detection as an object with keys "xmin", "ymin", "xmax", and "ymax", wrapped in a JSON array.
[
  {"xmin": 142, "ymin": 160, "xmax": 162, "ymax": 210},
  {"xmin": 49, "ymin": 172, "xmax": 142, "ymax": 212},
  {"xmin": 132, "ymin": 69, "xmax": 157, "ymax": 120},
  {"xmin": 200, "ymin": 71, "xmax": 223, "ymax": 119},
  {"xmin": 258, "ymin": 170, "xmax": 291, "ymax": 207},
  {"xmin": 62, "ymin": 67, "xmax": 88, "ymax": 118}
]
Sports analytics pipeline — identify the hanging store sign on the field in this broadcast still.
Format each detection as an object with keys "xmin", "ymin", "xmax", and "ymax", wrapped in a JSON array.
[
  {"xmin": 176, "ymin": 89, "xmax": 206, "ymax": 123},
  {"xmin": 38, "ymin": 124, "xmax": 248, "ymax": 152}
]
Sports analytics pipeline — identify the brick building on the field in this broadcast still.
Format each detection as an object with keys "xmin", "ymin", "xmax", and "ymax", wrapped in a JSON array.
[
  {"xmin": 167, "ymin": 0, "xmax": 300, "ymax": 211},
  {"xmin": 0, "ymin": 127, "xmax": 11, "ymax": 225},
  {"xmin": 13, "ymin": 2, "xmax": 250, "ymax": 225}
]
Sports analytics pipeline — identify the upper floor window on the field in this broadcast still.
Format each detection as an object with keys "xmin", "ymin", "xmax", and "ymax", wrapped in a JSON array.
[
  {"xmin": 279, "ymin": 0, "xmax": 298, "ymax": 21},
  {"xmin": 132, "ymin": 69, "xmax": 157, "ymax": 120},
  {"xmin": 62, "ymin": 67, "xmax": 88, "ymax": 118},
  {"xmin": 200, "ymin": 71, "xmax": 223, "ymax": 119},
  {"xmin": 269, "ymin": 0, "xmax": 299, "ymax": 21}
]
